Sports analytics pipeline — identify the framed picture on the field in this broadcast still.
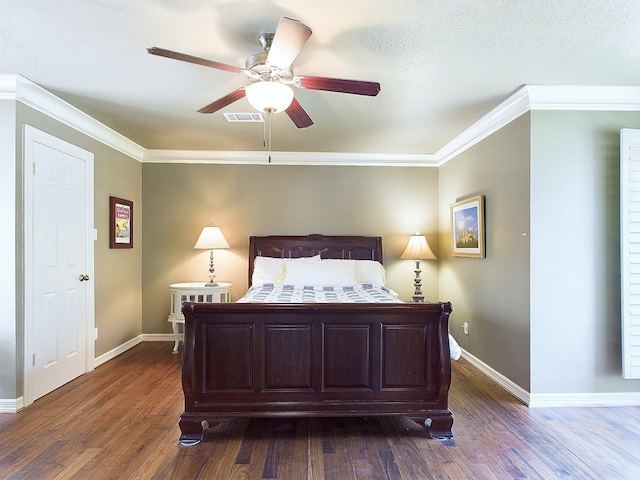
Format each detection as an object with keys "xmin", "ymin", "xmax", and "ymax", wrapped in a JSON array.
[
  {"xmin": 109, "ymin": 196, "xmax": 133, "ymax": 249},
  {"xmin": 451, "ymin": 195, "xmax": 485, "ymax": 258}
]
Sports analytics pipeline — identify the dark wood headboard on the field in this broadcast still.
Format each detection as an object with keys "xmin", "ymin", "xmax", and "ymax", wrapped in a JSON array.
[{"xmin": 248, "ymin": 234, "xmax": 383, "ymax": 287}]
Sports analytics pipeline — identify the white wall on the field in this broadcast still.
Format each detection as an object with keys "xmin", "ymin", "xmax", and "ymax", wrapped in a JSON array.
[
  {"xmin": 530, "ymin": 110, "xmax": 640, "ymax": 395},
  {"xmin": 0, "ymin": 98, "xmax": 17, "ymax": 399}
]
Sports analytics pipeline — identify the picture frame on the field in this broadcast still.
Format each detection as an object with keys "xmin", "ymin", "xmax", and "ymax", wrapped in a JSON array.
[
  {"xmin": 451, "ymin": 195, "xmax": 485, "ymax": 258},
  {"xmin": 109, "ymin": 196, "xmax": 133, "ymax": 249}
]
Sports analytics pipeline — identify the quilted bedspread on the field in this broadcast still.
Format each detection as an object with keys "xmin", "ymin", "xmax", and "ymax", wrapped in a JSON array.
[{"xmin": 238, "ymin": 283, "xmax": 401, "ymax": 303}]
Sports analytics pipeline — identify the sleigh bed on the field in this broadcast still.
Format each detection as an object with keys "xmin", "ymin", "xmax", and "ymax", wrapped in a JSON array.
[{"xmin": 179, "ymin": 234, "xmax": 454, "ymax": 445}]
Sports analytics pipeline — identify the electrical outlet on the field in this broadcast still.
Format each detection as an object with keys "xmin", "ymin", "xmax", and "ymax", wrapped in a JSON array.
[{"xmin": 463, "ymin": 322, "xmax": 469, "ymax": 335}]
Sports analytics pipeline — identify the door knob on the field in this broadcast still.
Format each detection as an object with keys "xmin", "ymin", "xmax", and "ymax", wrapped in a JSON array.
[{"xmin": 79, "ymin": 274, "xmax": 90, "ymax": 281}]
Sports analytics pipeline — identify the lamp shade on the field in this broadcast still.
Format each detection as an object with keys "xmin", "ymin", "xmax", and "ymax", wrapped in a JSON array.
[
  {"xmin": 245, "ymin": 81, "xmax": 294, "ymax": 113},
  {"xmin": 400, "ymin": 232, "xmax": 436, "ymax": 260},
  {"xmin": 194, "ymin": 225, "xmax": 230, "ymax": 250}
]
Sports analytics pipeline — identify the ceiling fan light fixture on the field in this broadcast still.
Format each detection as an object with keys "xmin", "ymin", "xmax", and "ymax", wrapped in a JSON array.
[{"xmin": 245, "ymin": 81, "xmax": 294, "ymax": 114}]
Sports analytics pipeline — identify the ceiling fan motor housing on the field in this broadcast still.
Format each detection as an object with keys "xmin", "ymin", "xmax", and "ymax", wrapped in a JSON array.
[
  {"xmin": 246, "ymin": 43, "xmax": 293, "ymax": 83},
  {"xmin": 245, "ymin": 52, "xmax": 268, "ymax": 72}
]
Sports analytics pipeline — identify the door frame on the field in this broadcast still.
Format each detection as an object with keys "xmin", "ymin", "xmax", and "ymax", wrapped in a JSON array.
[{"xmin": 23, "ymin": 125, "xmax": 95, "ymax": 407}]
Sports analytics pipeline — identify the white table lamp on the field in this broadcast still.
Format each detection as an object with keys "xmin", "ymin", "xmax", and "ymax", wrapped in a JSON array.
[
  {"xmin": 194, "ymin": 225, "xmax": 229, "ymax": 286},
  {"xmin": 400, "ymin": 232, "xmax": 436, "ymax": 302}
]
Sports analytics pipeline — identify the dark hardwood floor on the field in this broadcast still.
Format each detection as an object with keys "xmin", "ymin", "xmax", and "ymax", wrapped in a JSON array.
[{"xmin": 1, "ymin": 342, "xmax": 639, "ymax": 479}]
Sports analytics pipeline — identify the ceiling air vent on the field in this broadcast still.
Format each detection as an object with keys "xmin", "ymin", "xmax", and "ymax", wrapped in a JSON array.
[{"xmin": 223, "ymin": 113, "xmax": 264, "ymax": 123}]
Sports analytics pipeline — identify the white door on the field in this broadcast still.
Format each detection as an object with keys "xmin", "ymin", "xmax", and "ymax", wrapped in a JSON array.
[{"xmin": 24, "ymin": 126, "xmax": 95, "ymax": 405}]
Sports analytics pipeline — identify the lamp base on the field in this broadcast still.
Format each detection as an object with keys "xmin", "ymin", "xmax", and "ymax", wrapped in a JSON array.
[
  {"xmin": 205, "ymin": 250, "xmax": 218, "ymax": 287},
  {"xmin": 411, "ymin": 260, "xmax": 426, "ymax": 303}
]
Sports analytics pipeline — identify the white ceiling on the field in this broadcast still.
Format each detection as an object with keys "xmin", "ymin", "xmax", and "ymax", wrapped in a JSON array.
[{"xmin": 2, "ymin": 0, "xmax": 639, "ymax": 156}]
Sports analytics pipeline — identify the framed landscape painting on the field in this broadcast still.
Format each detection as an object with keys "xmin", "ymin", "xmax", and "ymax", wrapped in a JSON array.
[{"xmin": 451, "ymin": 195, "xmax": 485, "ymax": 258}]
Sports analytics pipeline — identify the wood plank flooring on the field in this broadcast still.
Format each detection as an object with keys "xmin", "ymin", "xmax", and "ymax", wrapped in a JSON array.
[{"xmin": 1, "ymin": 342, "xmax": 639, "ymax": 479}]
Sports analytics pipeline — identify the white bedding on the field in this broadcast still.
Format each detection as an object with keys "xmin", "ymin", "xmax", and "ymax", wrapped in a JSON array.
[
  {"xmin": 238, "ymin": 282, "xmax": 461, "ymax": 360},
  {"xmin": 238, "ymin": 283, "xmax": 401, "ymax": 303}
]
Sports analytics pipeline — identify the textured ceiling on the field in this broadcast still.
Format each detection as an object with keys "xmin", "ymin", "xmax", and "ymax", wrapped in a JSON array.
[{"xmin": 2, "ymin": 0, "xmax": 639, "ymax": 155}]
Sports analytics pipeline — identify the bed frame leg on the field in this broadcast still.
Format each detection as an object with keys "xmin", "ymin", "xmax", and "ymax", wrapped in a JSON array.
[
  {"xmin": 408, "ymin": 411, "xmax": 453, "ymax": 439},
  {"xmin": 178, "ymin": 417, "xmax": 206, "ymax": 446}
]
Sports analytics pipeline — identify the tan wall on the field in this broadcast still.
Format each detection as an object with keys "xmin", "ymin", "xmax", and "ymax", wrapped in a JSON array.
[
  {"xmin": 93, "ymin": 153, "xmax": 143, "ymax": 356},
  {"xmin": 142, "ymin": 163, "xmax": 440, "ymax": 334},
  {"xmin": 439, "ymin": 113, "xmax": 531, "ymax": 390}
]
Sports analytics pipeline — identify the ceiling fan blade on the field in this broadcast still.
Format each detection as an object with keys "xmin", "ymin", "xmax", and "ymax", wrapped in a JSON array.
[
  {"xmin": 285, "ymin": 98, "xmax": 314, "ymax": 128},
  {"xmin": 266, "ymin": 18, "xmax": 312, "ymax": 70},
  {"xmin": 295, "ymin": 76, "xmax": 381, "ymax": 96},
  {"xmin": 197, "ymin": 88, "xmax": 246, "ymax": 114},
  {"xmin": 147, "ymin": 47, "xmax": 243, "ymax": 74}
]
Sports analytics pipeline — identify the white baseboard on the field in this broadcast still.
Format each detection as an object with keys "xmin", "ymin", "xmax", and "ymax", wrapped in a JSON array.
[
  {"xmin": 93, "ymin": 334, "xmax": 175, "ymax": 367},
  {"xmin": 462, "ymin": 348, "xmax": 640, "ymax": 407},
  {"xmin": 460, "ymin": 349, "xmax": 531, "ymax": 405},
  {"xmin": 0, "ymin": 397, "xmax": 23, "ymax": 414},
  {"xmin": 528, "ymin": 392, "xmax": 640, "ymax": 408},
  {"xmin": 141, "ymin": 333, "xmax": 176, "ymax": 342},
  {"xmin": 94, "ymin": 335, "xmax": 144, "ymax": 367}
]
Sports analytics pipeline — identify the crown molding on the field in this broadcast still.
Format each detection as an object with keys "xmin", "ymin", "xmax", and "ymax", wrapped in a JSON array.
[
  {"xmin": 0, "ymin": 73, "xmax": 21, "ymax": 101},
  {"xmin": 1, "ymin": 73, "xmax": 145, "ymax": 161},
  {"xmin": 435, "ymin": 85, "xmax": 640, "ymax": 165},
  {"xmin": 526, "ymin": 85, "xmax": 640, "ymax": 111},
  {"xmin": 435, "ymin": 86, "xmax": 531, "ymax": 165},
  {"xmin": 143, "ymin": 149, "xmax": 438, "ymax": 166},
  {"xmin": 3, "ymin": 75, "xmax": 638, "ymax": 167}
]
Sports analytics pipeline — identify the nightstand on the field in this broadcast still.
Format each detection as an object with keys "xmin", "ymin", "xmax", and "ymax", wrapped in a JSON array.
[{"xmin": 168, "ymin": 282, "xmax": 232, "ymax": 353}]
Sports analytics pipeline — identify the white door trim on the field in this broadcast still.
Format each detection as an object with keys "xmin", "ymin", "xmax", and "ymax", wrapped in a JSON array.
[{"xmin": 23, "ymin": 125, "xmax": 95, "ymax": 407}]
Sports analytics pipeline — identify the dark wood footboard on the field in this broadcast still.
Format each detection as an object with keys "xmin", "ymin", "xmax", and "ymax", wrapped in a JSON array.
[{"xmin": 179, "ymin": 301, "xmax": 453, "ymax": 445}]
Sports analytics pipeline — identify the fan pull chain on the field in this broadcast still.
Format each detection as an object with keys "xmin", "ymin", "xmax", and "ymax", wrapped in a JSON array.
[
  {"xmin": 263, "ymin": 117, "xmax": 267, "ymax": 148},
  {"xmin": 268, "ymin": 113, "xmax": 272, "ymax": 163},
  {"xmin": 261, "ymin": 110, "xmax": 274, "ymax": 163}
]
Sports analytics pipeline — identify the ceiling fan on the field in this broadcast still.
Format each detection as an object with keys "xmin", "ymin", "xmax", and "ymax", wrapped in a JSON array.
[{"xmin": 147, "ymin": 17, "xmax": 381, "ymax": 129}]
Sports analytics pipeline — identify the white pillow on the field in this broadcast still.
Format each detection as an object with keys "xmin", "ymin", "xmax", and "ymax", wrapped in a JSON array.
[
  {"xmin": 322, "ymin": 259, "xmax": 386, "ymax": 285},
  {"xmin": 252, "ymin": 255, "xmax": 321, "ymax": 285},
  {"xmin": 354, "ymin": 260, "xmax": 386, "ymax": 285},
  {"xmin": 251, "ymin": 256, "xmax": 284, "ymax": 285},
  {"xmin": 283, "ymin": 260, "xmax": 357, "ymax": 287}
]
